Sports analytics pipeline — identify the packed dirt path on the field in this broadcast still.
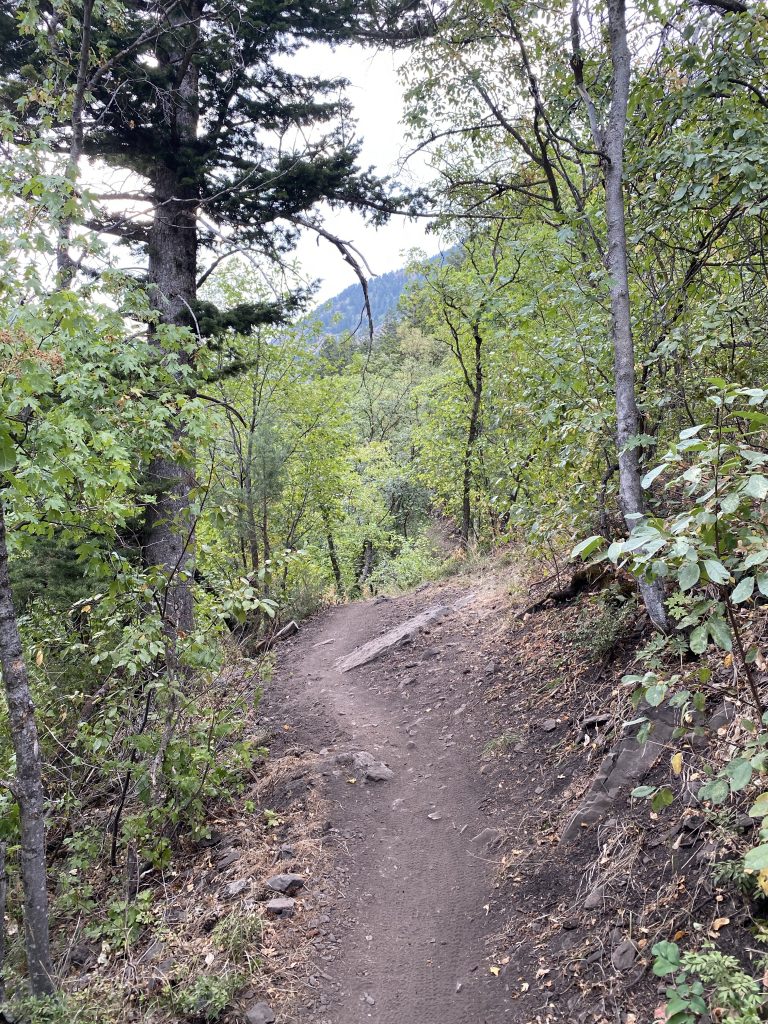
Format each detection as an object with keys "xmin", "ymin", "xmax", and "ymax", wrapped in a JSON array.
[{"xmin": 266, "ymin": 583, "xmax": 520, "ymax": 1024}]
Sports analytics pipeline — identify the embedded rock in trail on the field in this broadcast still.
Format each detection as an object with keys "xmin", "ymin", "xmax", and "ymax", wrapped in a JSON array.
[
  {"xmin": 265, "ymin": 897, "xmax": 295, "ymax": 917},
  {"xmin": 334, "ymin": 750, "xmax": 394, "ymax": 782},
  {"xmin": 335, "ymin": 592, "xmax": 477, "ymax": 673},
  {"xmin": 561, "ymin": 707, "xmax": 676, "ymax": 842}
]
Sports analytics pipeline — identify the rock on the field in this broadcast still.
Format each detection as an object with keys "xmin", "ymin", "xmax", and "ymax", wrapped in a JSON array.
[
  {"xmin": 541, "ymin": 719, "xmax": 558, "ymax": 732},
  {"xmin": 611, "ymin": 939, "xmax": 637, "ymax": 972},
  {"xmin": 244, "ymin": 1003, "xmax": 276, "ymax": 1024},
  {"xmin": 336, "ymin": 750, "xmax": 394, "ymax": 782},
  {"xmin": 216, "ymin": 849, "xmax": 241, "ymax": 871},
  {"xmin": 583, "ymin": 885, "xmax": 605, "ymax": 909},
  {"xmin": 265, "ymin": 873, "xmax": 305, "ymax": 896},
  {"xmin": 470, "ymin": 827, "xmax": 505, "ymax": 856},
  {"xmin": 266, "ymin": 897, "xmax": 295, "ymax": 917},
  {"xmin": 278, "ymin": 844, "xmax": 295, "ymax": 860},
  {"xmin": 225, "ymin": 879, "xmax": 249, "ymax": 898}
]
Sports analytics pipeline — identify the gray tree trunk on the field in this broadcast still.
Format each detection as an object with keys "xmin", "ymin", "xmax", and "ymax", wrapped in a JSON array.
[
  {"xmin": 0, "ymin": 499, "xmax": 55, "ymax": 996},
  {"xmin": 602, "ymin": 0, "xmax": 668, "ymax": 631},
  {"xmin": 460, "ymin": 325, "xmax": 483, "ymax": 548},
  {"xmin": 143, "ymin": 6, "xmax": 202, "ymax": 637}
]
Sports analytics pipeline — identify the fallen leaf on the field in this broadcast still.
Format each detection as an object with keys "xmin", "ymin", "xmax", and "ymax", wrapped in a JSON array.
[
  {"xmin": 673, "ymin": 929, "xmax": 687, "ymax": 941},
  {"xmin": 710, "ymin": 916, "xmax": 730, "ymax": 934},
  {"xmin": 671, "ymin": 752, "xmax": 683, "ymax": 776},
  {"xmin": 489, "ymin": 966, "xmax": 500, "ymax": 977},
  {"xmin": 520, "ymin": 981, "xmax": 529, "ymax": 992},
  {"xmin": 35, "ymin": 649, "xmax": 44, "ymax": 667},
  {"xmin": 346, "ymin": 778, "xmax": 357, "ymax": 784}
]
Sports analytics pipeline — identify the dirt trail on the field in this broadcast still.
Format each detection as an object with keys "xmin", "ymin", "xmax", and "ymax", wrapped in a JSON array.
[{"xmin": 266, "ymin": 585, "xmax": 520, "ymax": 1024}]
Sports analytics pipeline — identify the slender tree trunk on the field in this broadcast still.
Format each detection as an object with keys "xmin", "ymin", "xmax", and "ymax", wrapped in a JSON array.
[
  {"xmin": 460, "ymin": 326, "xmax": 483, "ymax": 548},
  {"xmin": 144, "ymin": 6, "xmax": 201, "ymax": 637},
  {"xmin": 0, "ymin": 500, "xmax": 55, "ymax": 996},
  {"xmin": 602, "ymin": 0, "xmax": 668, "ymax": 631},
  {"xmin": 321, "ymin": 509, "xmax": 344, "ymax": 595}
]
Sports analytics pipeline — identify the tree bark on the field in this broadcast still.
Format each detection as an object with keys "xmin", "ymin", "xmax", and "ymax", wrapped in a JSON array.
[
  {"xmin": 0, "ymin": 499, "xmax": 55, "ymax": 996},
  {"xmin": 460, "ymin": 324, "xmax": 483, "ymax": 548},
  {"xmin": 602, "ymin": 0, "xmax": 668, "ymax": 631},
  {"xmin": 143, "ymin": 4, "xmax": 202, "ymax": 638},
  {"xmin": 321, "ymin": 509, "xmax": 344, "ymax": 595}
]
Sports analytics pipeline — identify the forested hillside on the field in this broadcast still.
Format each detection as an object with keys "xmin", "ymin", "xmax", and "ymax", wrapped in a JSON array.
[{"xmin": 1, "ymin": 1, "xmax": 768, "ymax": 1022}]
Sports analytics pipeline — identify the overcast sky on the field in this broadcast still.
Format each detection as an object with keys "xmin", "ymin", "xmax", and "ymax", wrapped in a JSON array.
[{"xmin": 291, "ymin": 44, "xmax": 439, "ymax": 301}]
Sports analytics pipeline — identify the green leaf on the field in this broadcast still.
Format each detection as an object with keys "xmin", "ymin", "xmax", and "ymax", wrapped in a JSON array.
[
  {"xmin": 646, "ymin": 682, "xmax": 668, "ymax": 707},
  {"xmin": 651, "ymin": 786, "xmax": 675, "ymax": 812},
  {"xmin": 651, "ymin": 941, "xmax": 680, "ymax": 976},
  {"xmin": 641, "ymin": 463, "xmax": 666, "ymax": 489},
  {"xmin": 678, "ymin": 562, "xmax": 700, "ymax": 591},
  {"xmin": 749, "ymin": 793, "xmax": 768, "ymax": 818},
  {"xmin": 731, "ymin": 576, "xmax": 755, "ymax": 604},
  {"xmin": 698, "ymin": 777, "xmax": 729, "ymax": 805},
  {"xmin": 689, "ymin": 625, "xmax": 708, "ymax": 655},
  {"xmin": 708, "ymin": 614, "xmax": 732, "ymax": 652},
  {"xmin": 703, "ymin": 559, "xmax": 730, "ymax": 584},
  {"xmin": 631, "ymin": 785, "xmax": 657, "ymax": 799},
  {"xmin": 571, "ymin": 535, "xmax": 603, "ymax": 559},
  {"xmin": 743, "ymin": 550, "xmax": 768, "ymax": 570},
  {"xmin": 0, "ymin": 430, "xmax": 16, "ymax": 472},
  {"xmin": 744, "ymin": 474, "xmax": 768, "ymax": 500},
  {"xmin": 758, "ymin": 574, "xmax": 768, "ymax": 598},
  {"xmin": 724, "ymin": 757, "xmax": 752, "ymax": 792},
  {"xmin": 744, "ymin": 844, "xmax": 768, "ymax": 872}
]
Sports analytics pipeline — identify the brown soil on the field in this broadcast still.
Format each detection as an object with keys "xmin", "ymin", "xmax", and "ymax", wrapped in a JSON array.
[{"xmin": 258, "ymin": 568, "xmax": 759, "ymax": 1024}]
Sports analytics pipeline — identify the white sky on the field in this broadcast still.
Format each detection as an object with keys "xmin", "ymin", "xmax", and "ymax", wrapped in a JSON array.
[{"xmin": 290, "ymin": 44, "xmax": 439, "ymax": 301}]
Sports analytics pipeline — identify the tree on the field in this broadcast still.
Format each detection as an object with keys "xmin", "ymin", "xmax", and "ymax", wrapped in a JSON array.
[{"xmin": 2, "ymin": 0, "xmax": 426, "ymax": 641}]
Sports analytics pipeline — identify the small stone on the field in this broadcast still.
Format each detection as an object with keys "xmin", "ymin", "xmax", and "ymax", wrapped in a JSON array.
[
  {"xmin": 266, "ymin": 897, "xmax": 295, "ymax": 917},
  {"xmin": 225, "ymin": 879, "xmax": 249, "ymax": 898},
  {"xmin": 216, "ymin": 849, "xmax": 241, "ymax": 871},
  {"xmin": 265, "ymin": 873, "xmax": 305, "ymax": 896},
  {"xmin": 611, "ymin": 939, "xmax": 637, "ymax": 972},
  {"xmin": 427, "ymin": 812, "xmax": 442, "ymax": 821},
  {"xmin": 406, "ymin": 740, "xmax": 416, "ymax": 750},
  {"xmin": 362, "ymin": 993, "xmax": 375, "ymax": 1005},
  {"xmin": 245, "ymin": 1003, "xmax": 276, "ymax": 1024},
  {"xmin": 583, "ymin": 885, "xmax": 605, "ymax": 909},
  {"xmin": 541, "ymin": 719, "xmax": 558, "ymax": 732},
  {"xmin": 278, "ymin": 844, "xmax": 295, "ymax": 860}
]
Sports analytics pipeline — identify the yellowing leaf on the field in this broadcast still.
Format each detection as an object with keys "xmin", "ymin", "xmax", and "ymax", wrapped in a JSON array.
[
  {"xmin": 723, "ymin": 653, "xmax": 733, "ymax": 669},
  {"xmin": 489, "ymin": 965, "xmax": 500, "ymax": 976},
  {"xmin": 758, "ymin": 870, "xmax": 768, "ymax": 897},
  {"xmin": 82, "ymin": 604, "xmax": 92, "ymax": 614},
  {"xmin": 35, "ymin": 649, "xmax": 44, "ymax": 667},
  {"xmin": 671, "ymin": 752, "xmax": 683, "ymax": 776},
  {"xmin": 711, "ymin": 916, "xmax": 730, "ymax": 933}
]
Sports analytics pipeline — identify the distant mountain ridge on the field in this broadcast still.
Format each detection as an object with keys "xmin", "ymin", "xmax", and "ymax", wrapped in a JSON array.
[{"xmin": 311, "ymin": 265, "xmax": 415, "ymax": 337}]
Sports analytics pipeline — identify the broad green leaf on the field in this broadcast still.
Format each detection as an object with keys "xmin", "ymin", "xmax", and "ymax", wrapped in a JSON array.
[
  {"xmin": 708, "ymin": 615, "xmax": 732, "ymax": 651},
  {"xmin": 744, "ymin": 474, "xmax": 768, "ymax": 500},
  {"xmin": 743, "ymin": 550, "xmax": 768, "ymax": 570},
  {"xmin": 758, "ymin": 574, "xmax": 768, "ymax": 598},
  {"xmin": 745, "ymin": 845, "xmax": 768, "ymax": 872},
  {"xmin": 646, "ymin": 682, "xmax": 667, "ymax": 707},
  {"xmin": 731, "ymin": 576, "xmax": 755, "ymax": 604},
  {"xmin": 641, "ymin": 463, "xmax": 666, "ymax": 489},
  {"xmin": 651, "ymin": 786, "xmax": 674, "ymax": 812},
  {"xmin": 749, "ymin": 793, "xmax": 768, "ymax": 818},
  {"xmin": 651, "ymin": 941, "xmax": 680, "ymax": 976},
  {"xmin": 0, "ymin": 430, "xmax": 16, "ymax": 472},
  {"xmin": 703, "ymin": 559, "xmax": 729, "ymax": 584},
  {"xmin": 725, "ymin": 757, "xmax": 752, "ymax": 792},
  {"xmin": 697, "ymin": 777, "xmax": 729, "ymax": 804},
  {"xmin": 689, "ymin": 625, "xmax": 708, "ymax": 655},
  {"xmin": 678, "ymin": 562, "xmax": 700, "ymax": 591},
  {"xmin": 631, "ymin": 785, "xmax": 657, "ymax": 799},
  {"xmin": 571, "ymin": 535, "xmax": 603, "ymax": 559}
]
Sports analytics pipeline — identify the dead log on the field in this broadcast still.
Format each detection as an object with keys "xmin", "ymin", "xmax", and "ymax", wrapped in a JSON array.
[
  {"xmin": 251, "ymin": 620, "xmax": 299, "ymax": 656},
  {"xmin": 515, "ymin": 563, "xmax": 634, "ymax": 619}
]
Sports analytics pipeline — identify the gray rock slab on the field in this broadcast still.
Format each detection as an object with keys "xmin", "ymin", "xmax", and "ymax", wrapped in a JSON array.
[
  {"xmin": 335, "ymin": 593, "xmax": 477, "ymax": 673},
  {"xmin": 244, "ymin": 1003, "xmax": 276, "ymax": 1024},
  {"xmin": 265, "ymin": 873, "xmax": 305, "ymax": 896},
  {"xmin": 561, "ymin": 707, "xmax": 676, "ymax": 843}
]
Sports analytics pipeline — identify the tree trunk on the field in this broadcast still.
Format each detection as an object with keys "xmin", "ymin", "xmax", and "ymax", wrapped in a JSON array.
[
  {"xmin": 460, "ymin": 325, "xmax": 483, "ymax": 548},
  {"xmin": 0, "ymin": 500, "xmax": 55, "ymax": 996},
  {"xmin": 603, "ymin": 0, "xmax": 668, "ymax": 631},
  {"xmin": 321, "ymin": 509, "xmax": 344, "ymax": 595},
  {"xmin": 143, "ymin": 6, "xmax": 201, "ymax": 638}
]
